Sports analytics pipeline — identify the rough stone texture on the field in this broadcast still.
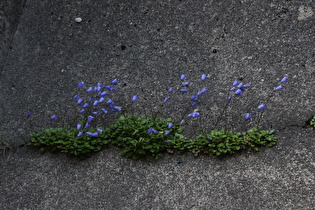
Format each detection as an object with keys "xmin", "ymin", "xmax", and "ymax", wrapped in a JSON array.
[
  {"xmin": 0, "ymin": 0, "xmax": 26, "ymax": 74},
  {"xmin": 0, "ymin": 0, "xmax": 314, "ymax": 209}
]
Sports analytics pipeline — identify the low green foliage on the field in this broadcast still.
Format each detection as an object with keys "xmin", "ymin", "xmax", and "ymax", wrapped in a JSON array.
[
  {"xmin": 28, "ymin": 114, "xmax": 277, "ymax": 160},
  {"xmin": 28, "ymin": 126, "xmax": 110, "ymax": 159},
  {"xmin": 310, "ymin": 116, "xmax": 315, "ymax": 128},
  {"xmin": 102, "ymin": 114, "xmax": 184, "ymax": 160}
]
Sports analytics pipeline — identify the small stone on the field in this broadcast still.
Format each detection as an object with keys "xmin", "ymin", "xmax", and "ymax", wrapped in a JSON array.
[{"xmin": 75, "ymin": 17, "xmax": 82, "ymax": 23}]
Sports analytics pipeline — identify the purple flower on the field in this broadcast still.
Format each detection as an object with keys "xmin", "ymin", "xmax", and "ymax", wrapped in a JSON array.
[
  {"xmin": 191, "ymin": 102, "xmax": 197, "ymax": 106},
  {"xmin": 168, "ymin": 88, "xmax": 174, "ymax": 92},
  {"xmin": 89, "ymin": 97, "xmax": 94, "ymax": 102},
  {"xmin": 87, "ymin": 115, "xmax": 94, "ymax": 123},
  {"xmin": 113, "ymin": 106, "xmax": 122, "ymax": 111},
  {"xmin": 132, "ymin": 95, "xmax": 138, "ymax": 102},
  {"xmin": 84, "ymin": 123, "xmax": 90, "ymax": 129},
  {"xmin": 73, "ymin": 94, "xmax": 79, "ymax": 99},
  {"xmin": 80, "ymin": 109, "xmax": 85, "ymax": 113},
  {"xmin": 95, "ymin": 86, "xmax": 101, "ymax": 91},
  {"xmin": 50, "ymin": 115, "xmax": 57, "ymax": 120},
  {"xmin": 258, "ymin": 104, "xmax": 265, "ymax": 110},
  {"xmin": 181, "ymin": 88, "xmax": 188, "ymax": 93},
  {"xmin": 78, "ymin": 81, "xmax": 85, "ymax": 88},
  {"xmin": 101, "ymin": 108, "xmax": 108, "ymax": 114},
  {"xmin": 164, "ymin": 97, "xmax": 169, "ymax": 103},
  {"xmin": 105, "ymin": 85, "xmax": 116, "ymax": 91},
  {"xmin": 180, "ymin": 120, "xmax": 185, "ymax": 124},
  {"xmin": 97, "ymin": 128, "xmax": 103, "ymax": 133},
  {"xmin": 86, "ymin": 132, "xmax": 98, "ymax": 137},
  {"xmin": 112, "ymin": 79, "xmax": 119, "ymax": 85},
  {"xmin": 92, "ymin": 112, "xmax": 98, "ymax": 115},
  {"xmin": 165, "ymin": 130, "xmax": 171, "ymax": 135},
  {"xmin": 182, "ymin": 82, "xmax": 190, "ymax": 87},
  {"xmin": 281, "ymin": 77, "xmax": 288, "ymax": 83},
  {"xmin": 243, "ymin": 84, "xmax": 250, "ymax": 88},
  {"xmin": 87, "ymin": 87, "xmax": 94, "ymax": 92},
  {"xmin": 147, "ymin": 127, "xmax": 156, "ymax": 134},
  {"xmin": 168, "ymin": 122, "xmax": 174, "ymax": 129},
  {"xmin": 191, "ymin": 95, "xmax": 198, "ymax": 101},
  {"xmin": 107, "ymin": 99, "xmax": 114, "ymax": 106},
  {"xmin": 230, "ymin": 87, "xmax": 236, "ymax": 91},
  {"xmin": 180, "ymin": 74, "xmax": 186, "ymax": 80},
  {"xmin": 201, "ymin": 74, "xmax": 207, "ymax": 80},
  {"xmin": 245, "ymin": 113, "xmax": 252, "ymax": 120},
  {"xmin": 235, "ymin": 89, "xmax": 242, "ymax": 96},
  {"xmin": 96, "ymin": 82, "xmax": 102, "ymax": 87},
  {"xmin": 197, "ymin": 88, "xmax": 208, "ymax": 95},
  {"xmin": 227, "ymin": 96, "xmax": 232, "ymax": 101},
  {"xmin": 233, "ymin": 80, "xmax": 239, "ymax": 86},
  {"xmin": 93, "ymin": 100, "xmax": 99, "ymax": 106},
  {"xmin": 77, "ymin": 98, "xmax": 83, "ymax": 104},
  {"xmin": 77, "ymin": 124, "xmax": 82, "ymax": 130},
  {"xmin": 27, "ymin": 112, "xmax": 32, "ymax": 117},
  {"xmin": 237, "ymin": 83, "xmax": 243, "ymax": 88},
  {"xmin": 82, "ymin": 103, "xmax": 89, "ymax": 108},
  {"xmin": 100, "ymin": 91, "xmax": 108, "ymax": 96},
  {"xmin": 188, "ymin": 112, "xmax": 200, "ymax": 118},
  {"xmin": 276, "ymin": 85, "xmax": 283, "ymax": 91},
  {"xmin": 77, "ymin": 131, "xmax": 83, "ymax": 137},
  {"xmin": 99, "ymin": 97, "xmax": 105, "ymax": 103}
]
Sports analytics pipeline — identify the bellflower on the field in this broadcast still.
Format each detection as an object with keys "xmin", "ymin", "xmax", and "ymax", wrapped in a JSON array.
[
  {"xmin": 84, "ymin": 123, "xmax": 90, "ymax": 129},
  {"xmin": 113, "ymin": 106, "xmax": 122, "ymax": 111},
  {"xmin": 188, "ymin": 112, "xmax": 200, "ymax": 118},
  {"xmin": 87, "ymin": 87, "xmax": 94, "ymax": 92},
  {"xmin": 50, "ymin": 115, "xmax": 57, "ymax": 120},
  {"xmin": 281, "ymin": 77, "xmax": 288, "ymax": 83},
  {"xmin": 77, "ymin": 124, "xmax": 82, "ymax": 130},
  {"xmin": 97, "ymin": 128, "xmax": 103, "ymax": 133},
  {"xmin": 165, "ymin": 130, "xmax": 171, "ymax": 135},
  {"xmin": 180, "ymin": 74, "xmax": 186, "ymax": 80},
  {"xmin": 99, "ymin": 97, "xmax": 105, "ymax": 103},
  {"xmin": 73, "ymin": 94, "xmax": 79, "ymax": 99},
  {"xmin": 181, "ymin": 88, "xmax": 188, "ymax": 93},
  {"xmin": 180, "ymin": 120, "xmax": 185, "ymax": 124},
  {"xmin": 227, "ymin": 96, "xmax": 232, "ymax": 101},
  {"xmin": 197, "ymin": 88, "xmax": 208, "ymax": 95},
  {"xmin": 164, "ymin": 97, "xmax": 169, "ymax": 103},
  {"xmin": 87, "ymin": 115, "xmax": 94, "ymax": 123},
  {"xmin": 191, "ymin": 95, "xmax": 198, "ymax": 101},
  {"xmin": 258, "ymin": 104, "xmax": 265, "ymax": 110},
  {"xmin": 27, "ymin": 112, "xmax": 32, "ymax": 117},
  {"xmin": 168, "ymin": 87, "xmax": 174, "ymax": 92},
  {"xmin": 201, "ymin": 74, "xmax": 207, "ymax": 80},
  {"xmin": 132, "ymin": 95, "xmax": 138, "ymax": 102},
  {"xmin": 92, "ymin": 112, "xmax": 98, "ymax": 115},
  {"xmin": 100, "ymin": 91, "xmax": 108, "ymax": 96},
  {"xmin": 77, "ymin": 98, "xmax": 83, "ymax": 104},
  {"xmin": 237, "ymin": 83, "xmax": 243, "ymax": 88},
  {"xmin": 233, "ymin": 80, "xmax": 239, "ymax": 86},
  {"xmin": 276, "ymin": 85, "xmax": 283, "ymax": 91},
  {"xmin": 101, "ymin": 108, "xmax": 108, "ymax": 114},
  {"xmin": 245, "ymin": 113, "xmax": 252, "ymax": 120},
  {"xmin": 182, "ymin": 82, "xmax": 190, "ymax": 87},
  {"xmin": 230, "ymin": 87, "xmax": 236, "ymax": 91},
  {"xmin": 80, "ymin": 109, "xmax": 85, "ymax": 113},
  {"xmin": 77, "ymin": 131, "xmax": 83, "ymax": 137},
  {"xmin": 243, "ymin": 84, "xmax": 250, "ymax": 88},
  {"xmin": 168, "ymin": 122, "xmax": 174, "ymax": 129},
  {"xmin": 192, "ymin": 102, "xmax": 197, "ymax": 106},
  {"xmin": 112, "ymin": 79, "xmax": 119, "ymax": 85},
  {"xmin": 83, "ymin": 103, "xmax": 89, "ymax": 108},
  {"xmin": 93, "ymin": 100, "xmax": 99, "ymax": 106},
  {"xmin": 86, "ymin": 132, "xmax": 98, "ymax": 137},
  {"xmin": 235, "ymin": 89, "xmax": 242, "ymax": 96},
  {"xmin": 105, "ymin": 85, "xmax": 116, "ymax": 91},
  {"xmin": 78, "ymin": 81, "xmax": 85, "ymax": 88},
  {"xmin": 96, "ymin": 82, "xmax": 102, "ymax": 87},
  {"xmin": 107, "ymin": 99, "xmax": 114, "ymax": 106}
]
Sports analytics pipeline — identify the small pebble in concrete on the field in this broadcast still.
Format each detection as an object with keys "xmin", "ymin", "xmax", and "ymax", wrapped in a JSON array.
[{"xmin": 75, "ymin": 17, "xmax": 82, "ymax": 23}]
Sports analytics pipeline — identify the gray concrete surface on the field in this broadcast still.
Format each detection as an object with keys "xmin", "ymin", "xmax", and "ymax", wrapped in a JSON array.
[
  {"xmin": 0, "ymin": 0, "xmax": 26, "ymax": 74},
  {"xmin": 0, "ymin": 0, "xmax": 314, "ymax": 209}
]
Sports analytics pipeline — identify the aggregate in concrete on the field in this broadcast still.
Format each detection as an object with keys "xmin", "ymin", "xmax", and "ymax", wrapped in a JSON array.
[{"xmin": 0, "ymin": 0, "xmax": 314, "ymax": 209}]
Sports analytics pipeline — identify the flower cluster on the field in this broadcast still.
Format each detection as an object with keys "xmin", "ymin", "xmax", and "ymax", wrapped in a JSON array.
[
  {"xmin": 244, "ymin": 76, "xmax": 288, "ymax": 120},
  {"xmin": 73, "ymin": 79, "xmax": 122, "ymax": 137}
]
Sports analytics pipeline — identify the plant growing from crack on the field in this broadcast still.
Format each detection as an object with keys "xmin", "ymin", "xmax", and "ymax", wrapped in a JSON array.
[{"xmin": 27, "ymin": 74, "xmax": 288, "ymax": 160}]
